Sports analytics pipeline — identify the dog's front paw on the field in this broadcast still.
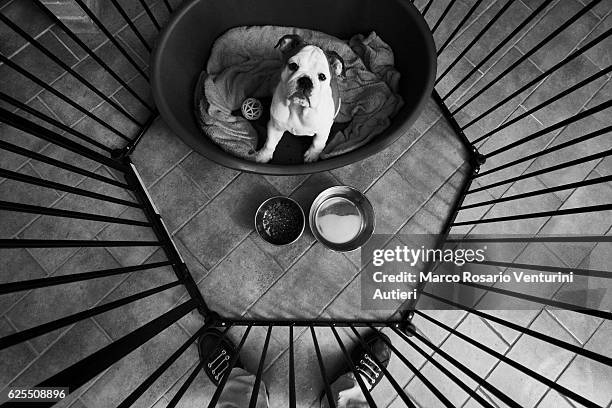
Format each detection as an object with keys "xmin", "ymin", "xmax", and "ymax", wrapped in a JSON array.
[
  {"xmin": 303, "ymin": 147, "xmax": 322, "ymax": 163},
  {"xmin": 254, "ymin": 149, "xmax": 273, "ymax": 163}
]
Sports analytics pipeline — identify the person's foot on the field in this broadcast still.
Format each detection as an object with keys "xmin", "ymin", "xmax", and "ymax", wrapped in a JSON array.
[
  {"xmin": 350, "ymin": 330, "xmax": 391, "ymax": 389},
  {"xmin": 198, "ymin": 328, "xmax": 242, "ymax": 386},
  {"xmin": 320, "ymin": 330, "xmax": 392, "ymax": 408}
]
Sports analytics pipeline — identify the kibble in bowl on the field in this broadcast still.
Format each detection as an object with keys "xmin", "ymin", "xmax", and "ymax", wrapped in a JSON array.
[{"xmin": 255, "ymin": 196, "xmax": 305, "ymax": 246}]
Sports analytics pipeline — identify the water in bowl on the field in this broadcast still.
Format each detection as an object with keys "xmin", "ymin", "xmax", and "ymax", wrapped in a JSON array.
[{"xmin": 314, "ymin": 196, "xmax": 364, "ymax": 244}]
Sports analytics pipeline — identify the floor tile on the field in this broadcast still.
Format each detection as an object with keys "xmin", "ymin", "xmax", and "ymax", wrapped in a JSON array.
[
  {"xmin": 556, "ymin": 320, "xmax": 612, "ymax": 407},
  {"xmin": 6, "ymin": 319, "xmax": 110, "ymax": 388},
  {"xmin": 523, "ymin": 55, "xmax": 606, "ymax": 127},
  {"xmin": 131, "ymin": 118, "xmax": 191, "ymax": 185},
  {"xmin": 516, "ymin": 0, "xmax": 600, "ymax": 71},
  {"xmin": 0, "ymin": 316, "xmax": 38, "ymax": 389},
  {"xmin": 177, "ymin": 173, "xmax": 278, "ymax": 269},
  {"xmin": 93, "ymin": 260, "xmax": 186, "ymax": 340},
  {"xmin": 249, "ymin": 243, "xmax": 357, "ymax": 319},
  {"xmin": 198, "ymin": 236, "xmax": 284, "ymax": 317},
  {"xmin": 179, "ymin": 151, "xmax": 240, "ymax": 198},
  {"xmin": 0, "ymin": 248, "xmax": 47, "ymax": 316},
  {"xmin": 80, "ymin": 323, "xmax": 193, "ymax": 408},
  {"xmin": 149, "ymin": 166, "xmax": 209, "ymax": 232},
  {"xmin": 0, "ymin": 164, "xmax": 60, "ymax": 239},
  {"xmin": 6, "ymin": 246, "xmax": 122, "ymax": 352}
]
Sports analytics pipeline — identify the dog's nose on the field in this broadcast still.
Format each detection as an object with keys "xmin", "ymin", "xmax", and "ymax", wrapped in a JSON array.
[{"xmin": 297, "ymin": 76, "xmax": 313, "ymax": 90}]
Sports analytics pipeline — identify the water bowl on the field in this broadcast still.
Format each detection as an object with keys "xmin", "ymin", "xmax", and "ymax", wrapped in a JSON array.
[{"xmin": 309, "ymin": 186, "xmax": 375, "ymax": 252}]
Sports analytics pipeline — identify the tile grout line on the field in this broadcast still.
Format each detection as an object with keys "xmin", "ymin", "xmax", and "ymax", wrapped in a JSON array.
[
  {"xmin": 442, "ymin": 0, "xmax": 558, "ymax": 111},
  {"xmin": 259, "ymin": 162, "xmax": 469, "ymax": 375},
  {"xmin": 467, "ymin": 183, "xmax": 608, "ymax": 406},
  {"xmin": 454, "ymin": 71, "xmax": 610, "ymax": 240}
]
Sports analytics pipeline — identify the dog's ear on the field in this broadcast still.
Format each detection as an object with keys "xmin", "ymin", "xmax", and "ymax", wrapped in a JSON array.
[
  {"xmin": 326, "ymin": 51, "xmax": 345, "ymax": 78},
  {"xmin": 274, "ymin": 34, "xmax": 306, "ymax": 58}
]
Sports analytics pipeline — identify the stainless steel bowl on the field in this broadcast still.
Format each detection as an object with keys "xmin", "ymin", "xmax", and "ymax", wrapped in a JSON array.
[
  {"xmin": 255, "ymin": 196, "xmax": 305, "ymax": 246},
  {"xmin": 309, "ymin": 186, "xmax": 375, "ymax": 252}
]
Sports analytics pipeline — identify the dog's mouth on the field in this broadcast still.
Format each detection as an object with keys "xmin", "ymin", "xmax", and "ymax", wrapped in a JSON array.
[{"xmin": 289, "ymin": 91, "xmax": 311, "ymax": 107}]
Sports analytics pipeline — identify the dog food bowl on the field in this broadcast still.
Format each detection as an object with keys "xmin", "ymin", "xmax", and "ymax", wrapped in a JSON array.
[
  {"xmin": 255, "ymin": 196, "xmax": 305, "ymax": 246},
  {"xmin": 309, "ymin": 186, "xmax": 375, "ymax": 252}
]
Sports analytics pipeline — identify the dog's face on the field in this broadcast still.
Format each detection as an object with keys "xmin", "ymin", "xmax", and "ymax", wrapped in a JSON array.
[{"xmin": 275, "ymin": 35, "xmax": 344, "ymax": 109}]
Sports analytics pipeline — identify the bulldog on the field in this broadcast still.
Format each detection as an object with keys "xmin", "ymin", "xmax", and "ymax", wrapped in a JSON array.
[{"xmin": 254, "ymin": 34, "xmax": 344, "ymax": 163}]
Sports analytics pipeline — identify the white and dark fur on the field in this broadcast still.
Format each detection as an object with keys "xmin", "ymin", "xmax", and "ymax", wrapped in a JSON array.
[{"xmin": 254, "ymin": 35, "xmax": 344, "ymax": 163}]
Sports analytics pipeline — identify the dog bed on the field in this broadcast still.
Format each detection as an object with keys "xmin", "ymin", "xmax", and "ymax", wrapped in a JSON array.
[
  {"xmin": 194, "ymin": 26, "xmax": 404, "ymax": 163},
  {"xmin": 152, "ymin": 0, "xmax": 436, "ymax": 175}
]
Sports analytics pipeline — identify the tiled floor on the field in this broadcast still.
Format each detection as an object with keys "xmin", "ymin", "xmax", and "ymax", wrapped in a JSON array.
[{"xmin": 0, "ymin": 0, "xmax": 611, "ymax": 407}]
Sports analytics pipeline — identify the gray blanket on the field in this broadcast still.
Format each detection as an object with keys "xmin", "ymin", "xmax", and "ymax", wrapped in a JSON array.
[{"xmin": 195, "ymin": 26, "xmax": 403, "ymax": 161}]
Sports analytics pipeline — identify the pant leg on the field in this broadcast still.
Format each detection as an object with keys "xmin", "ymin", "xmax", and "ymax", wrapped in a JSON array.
[
  {"xmin": 320, "ymin": 373, "xmax": 369, "ymax": 408},
  {"xmin": 217, "ymin": 368, "xmax": 269, "ymax": 408}
]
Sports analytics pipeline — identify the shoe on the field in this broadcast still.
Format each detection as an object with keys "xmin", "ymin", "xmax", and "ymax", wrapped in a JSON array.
[
  {"xmin": 350, "ymin": 330, "xmax": 391, "ymax": 390},
  {"xmin": 198, "ymin": 328, "xmax": 243, "ymax": 386}
]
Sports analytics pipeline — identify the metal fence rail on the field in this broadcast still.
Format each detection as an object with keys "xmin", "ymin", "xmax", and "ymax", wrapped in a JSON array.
[{"xmin": 0, "ymin": 0, "xmax": 610, "ymax": 407}]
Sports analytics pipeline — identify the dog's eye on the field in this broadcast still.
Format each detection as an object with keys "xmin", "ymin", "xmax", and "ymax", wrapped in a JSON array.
[
  {"xmin": 318, "ymin": 73, "xmax": 327, "ymax": 81},
  {"xmin": 288, "ymin": 62, "xmax": 299, "ymax": 71}
]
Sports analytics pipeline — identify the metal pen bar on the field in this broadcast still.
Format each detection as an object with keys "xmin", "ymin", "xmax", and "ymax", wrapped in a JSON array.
[
  {"xmin": 446, "ymin": 235, "xmax": 612, "ymax": 243},
  {"xmin": 453, "ymin": 204, "xmax": 612, "ymax": 226},
  {"xmin": 473, "ymin": 259, "xmax": 611, "ymax": 279},
  {"xmin": 125, "ymin": 159, "xmax": 212, "ymax": 316},
  {"xmin": 248, "ymin": 325, "xmax": 273, "ymax": 408},
  {"xmin": 436, "ymin": 0, "xmax": 485, "ymax": 56},
  {"xmin": 207, "ymin": 325, "xmax": 253, "ymax": 408},
  {"xmin": 0, "ymin": 106, "xmax": 129, "ymax": 170},
  {"xmin": 0, "ymin": 239, "xmax": 160, "ymax": 248},
  {"xmin": 310, "ymin": 326, "xmax": 336, "ymax": 408},
  {"xmin": 441, "ymin": 0, "xmax": 554, "ymax": 99},
  {"xmin": 109, "ymin": 0, "xmax": 152, "ymax": 52},
  {"xmin": 115, "ymin": 112, "xmax": 158, "ymax": 159},
  {"xmin": 476, "ymin": 125, "xmax": 612, "ymax": 177},
  {"xmin": 458, "ymin": 280, "xmax": 612, "ymax": 320},
  {"xmin": 349, "ymin": 326, "xmax": 418, "ymax": 408},
  {"xmin": 431, "ymin": 0, "xmax": 456, "ymax": 34},
  {"xmin": 163, "ymin": 0, "xmax": 173, "ymax": 13},
  {"xmin": 420, "ymin": 291, "xmax": 612, "ymax": 366},
  {"xmin": 409, "ymin": 312, "xmax": 603, "ymax": 408},
  {"xmin": 467, "ymin": 28, "xmax": 612, "ymax": 135},
  {"xmin": 330, "ymin": 326, "xmax": 378, "ymax": 408},
  {"xmin": 0, "ymin": 261, "xmax": 173, "ymax": 295},
  {"xmin": 218, "ymin": 319, "xmax": 404, "ymax": 327},
  {"xmin": 391, "ymin": 325, "xmax": 518, "ymax": 408},
  {"xmin": 0, "ymin": 281, "xmax": 181, "ymax": 350},
  {"xmin": 469, "ymin": 149, "xmax": 612, "ymax": 194},
  {"xmin": 166, "ymin": 361, "xmax": 206, "ymax": 408},
  {"xmin": 137, "ymin": 0, "xmax": 161, "ymax": 30},
  {"xmin": 0, "ymin": 200, "xmax": 151, "ymax": 227},
  {"xmin": 130, "ymin": 325, "xmax": 234, "ymax": 408},
  {"xmin": 0, "ymin": 168, "xmax": 140, "ymax": 208},
  {"xmin": 0, "ymin": 55, "xmax": 131, "ymax": 141},
  {"xmin": 436, "ymin": 0, "xmax": 514, "ymax": 86},
  {"xmin": 289, "ymin": 326, "xmax": 296, "ymax": 408},
  {"xmin": 37, "ymin": 300, "xmax": 197, "ymax": 390},
  {"xmin": 451, "ymin": 0, "xmax": 604, "ymax": 114},
  {"xmin": 484, "ymin": 100, "xmax": 612, "ymax": 159},
  {"xmin": 72, "ymin": 0, "xmax": 150, "ymax": 80},
  {"xmin": 0, "ymin": 91, "xmax": 113, "ymax": 153},
  {"xmin": 469, "ymin": 59, "xmax": 612, "ymax": 136},
  {"xmin": 432, "ymin": 89, "xmax": 475, "ymax": 153},
  {"xmin": 0, "ymin": 139, "xmax": 130, "ymax": 190},
  {"xmin": 392, "ymin": 325, "xmax": 502, "ymax": 408},
  {"xmin": 0, "ymin": 13, "xmax": 144, "ymax": 126},
  {"xmin": 371, "ymin": 325, "xmax": 455, "ymax": 408},
  {"xmin": 33, "ymin": 0, "xmax": 155, "ymax": 112},
  {"xmin": 421, "ymin": 0, "xmax": 435, "ymax": 17},
  {"xmin": 460, "ymin": 175, "xmax": 612, "ymax": 210}
]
